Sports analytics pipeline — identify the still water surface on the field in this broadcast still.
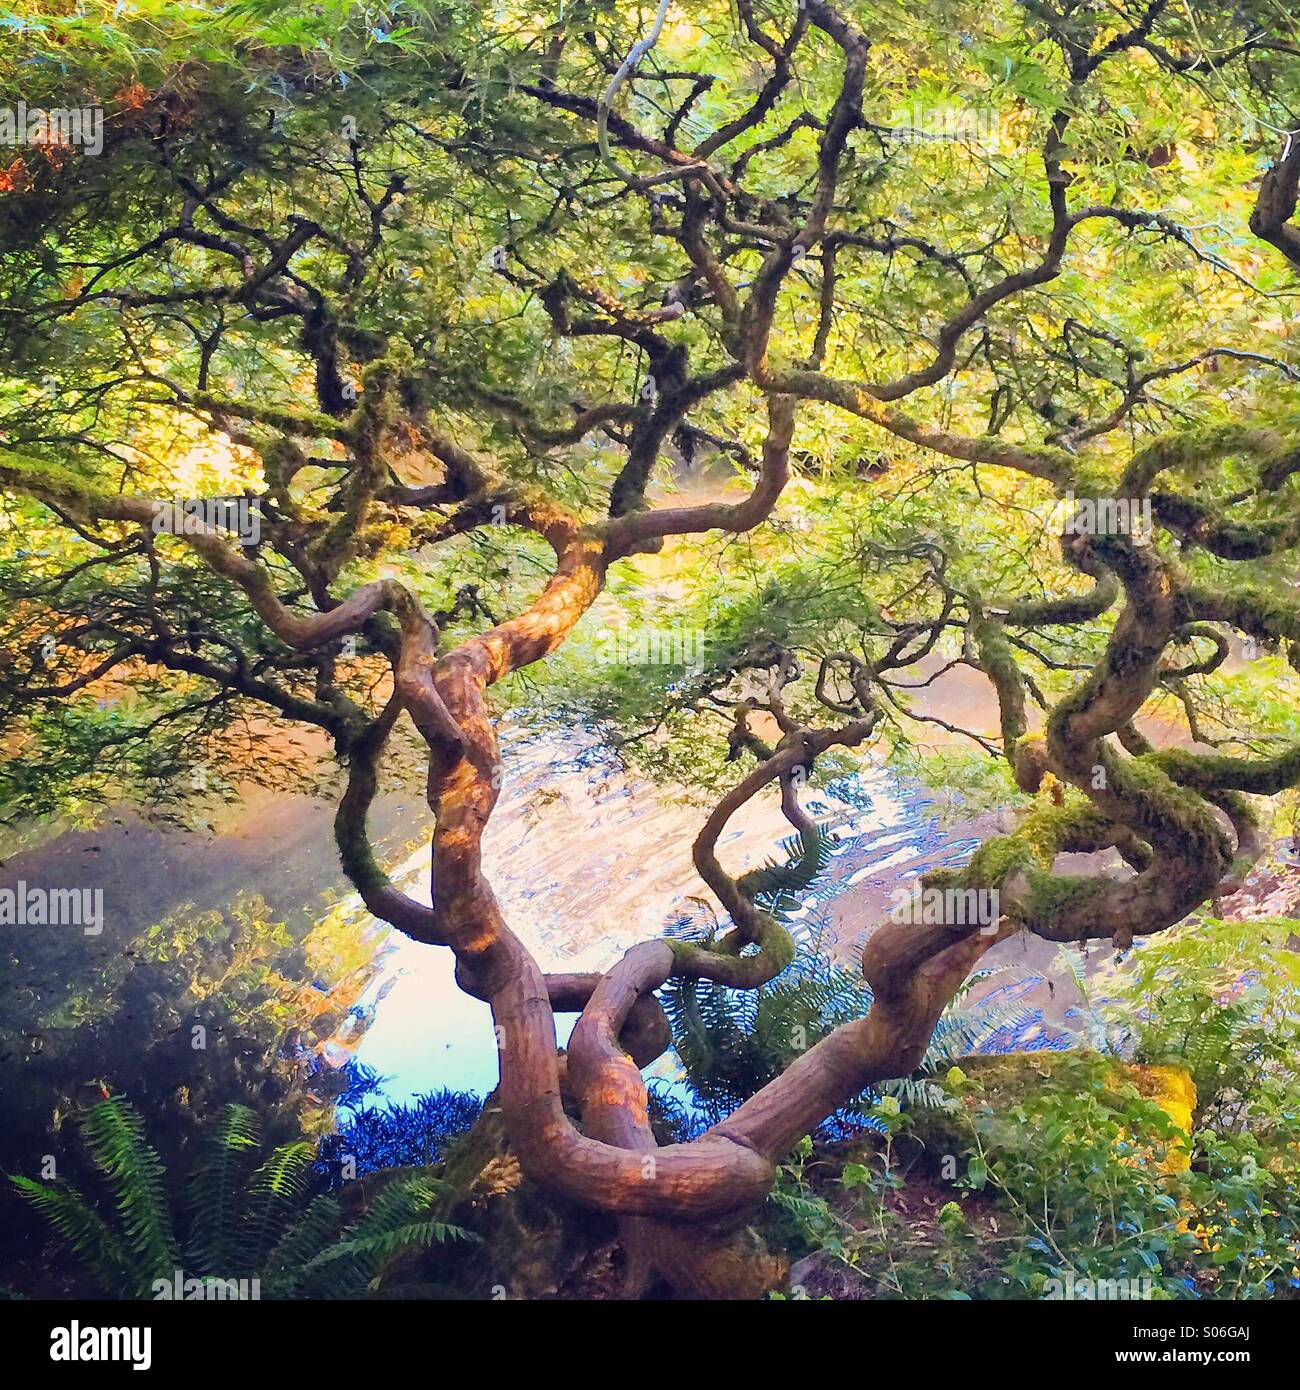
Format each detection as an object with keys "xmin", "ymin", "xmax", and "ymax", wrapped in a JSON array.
[{"xmin": 343, "ymin": 729, "xmax": 1070, "ymax": 1104}]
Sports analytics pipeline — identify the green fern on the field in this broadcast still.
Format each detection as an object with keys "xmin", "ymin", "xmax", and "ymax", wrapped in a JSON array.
[
  {"xmin": 186, "ymin": 1103, "xmax": 261, "ymax": 1274},
  {"xmin": 665, "ymin": 820, "xmax": 856, "ymax": 1113},
  {"xmin": 296, "ymin": 1174, "xmax": 475, "ymax": 1297},
  {"xmin": 239, "ymin": 1141, "xmax": 315, "ymax": 1273},
  {"xmin": 10, "ymin": 1096, "xmax": 467, "ymax": 1300},
  {"xmin": 8, "ymin": 1176, "xmax": 134, "ymax": 1293},
  {"xmin": 79, "ymin": 1096, "xmax": 177, "ymax": 1291},
  {"xmin": 666, "ymin": 908, "xmax": 1043, "ymax": 1124},
  {"xmin": 737, "ymin": 825, "xmax": 836, "ymax": 921},
  {"xmin": 260, "ymin": 1193, "xmax": 342, "ymax": 1295}
]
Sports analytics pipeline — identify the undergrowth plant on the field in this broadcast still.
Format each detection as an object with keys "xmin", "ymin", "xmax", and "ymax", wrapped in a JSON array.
[
  {"xmin": 1102, "ymin": 916, "xmax": 1300, "ymax": 1132},
  {"xmin": 10, "ymin": 1096, "xmax": 474, "ymax": 1298},
  {"xmin": 758, "ymin": 913, "xmax": 1300, "ymax": 1299},
  {"xmin": 663, "ymin": 829, "xmax": 1044, "ymax": 1128}
]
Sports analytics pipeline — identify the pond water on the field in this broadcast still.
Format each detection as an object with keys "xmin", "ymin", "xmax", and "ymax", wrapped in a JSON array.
[{"xmin": 342, "ymin": 728, "xmax": 1075, "ymax": 1106}]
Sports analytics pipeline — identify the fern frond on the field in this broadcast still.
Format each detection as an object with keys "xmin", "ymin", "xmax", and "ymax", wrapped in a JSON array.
[
  {"xmin": 79, "ymin": 1097, "xmax": 176, "ymax": 1289},
  {"xmin": 185, "ymin": 1103, "xmax": 261, "ymax": 1276},
  {"xmin": 739, "ymin": 826, "xmax": 836, "ymax": 918},
  {"xmin": 298, "ymin": 1174, "xmax": 474, "ymax": 1297},
  {"xmin": 9, "ymin": 1176, "xmax": 135, "ymax": 1295},
  {"xmin": 1055, "ymin": 941, "xmax": 1090, "ymax": 1001},
  {"xmin": 768, "ymin": 1185, "xmax": 833, "ymax": 1224},
  {"xmin": 239, "ymin": 1142, "xmax": 314, "ymax": 1272},
  {"xmin": 882, "ymin": 1077, "xmax": 957, "ymax": 1111},
  {"xmin": 259, "ymin": 1193, "xmax": 343, "ymax": 1297},
  {"xmin": 304, "ymin": 1218, "xmax": 473, "ymax": 1273}
]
